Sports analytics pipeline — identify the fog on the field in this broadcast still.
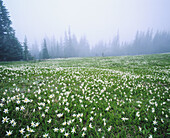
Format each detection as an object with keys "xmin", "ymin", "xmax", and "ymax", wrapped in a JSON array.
[
  {"xmin": 4, "ymin": 0, "xmax": 170, "ymax": 46},
  {"xmin": 0, "ymin": 0, "xmax": 169, "ymax": 60}
]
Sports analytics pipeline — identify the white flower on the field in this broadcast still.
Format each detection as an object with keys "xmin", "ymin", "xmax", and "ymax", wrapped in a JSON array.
[
  {"xmin": 24, "ymin": 134, "xmax": 30, "ymax": 138},
  {"xmin": 23, "ymin": 98, "xmax": 30, "ymax": 103},
  {"xmin": 26, "ymin": 126, "xmax": 30, "ymax": 132},
  {"xmin": 153, "ymin": 120, "xmax": 157, "ymax": 125},
  {"xmin": 77, "ymin": 113, "xmax": 81, "ymax": 118},
  {"xmin": 1, "ymin": 98, "xmax": 5, "ymax": 102},
  {"xmin": 16, "ymin": 100, "xmax": 20, "ymax": 104},
  {"xmin": 136, "ymin": 112, "xmax": 140, "ymax": 117},
  {"xmin": 6, "ymin": 130, "xmax": 13, "ymax": 136},
  {"xmin": 42, "ymin": 113, "xmax": 45, "ymax": 117},
  {"xmin": 62, "ymin": 121, "xmax": 66, "ymax": 125},
  {"xmin": 12, "ymin": 121, "xmax": 17, "ymax": 127},
  {"xmin": 47, "ymin": 119, "xmax": 52, "ymax": 124},
  {"xmin": 105, "ymin": 106, "xmax": 110, "ymax": 111},
  {"xmin": 98, "ymin": 128, "xmax": 101, "ymax": 132},
  {"xmin": 0, "ymin": 103, "xmax": 4, "ymax": 107},
  {"xmin": 3, "ymin": 108, "xmax": 8, "ymax": 114},
  {"xmin": 20, "ymin": 106, "xmax": 25, "ymax": 111},
  {"xmin": 64, "ymin": 132, "xmax": 69, "ymax": 137},
  {"xmin": 82, "ymin": 127, "xmax": 87, "ymax": 131},
  {"xmin": 72, "ymin": 114, "xmax": 76, "ymax": 117},
  {"xmin": 49, "ymin": 94, "xmax": 54, "ymax": 98},
  {"xmin": 10, "ymin": 119, "xmax": 15, "ymax": 124},
  {"xmin": 82, "ymin": 132, "xmax": 86, "ymax": 137},
  {"xmin": 152, "ymin": 108, "xmax": 155, "ymax": 113},
  {"xmin": 38, "ymin": 107, "xmax": 42, "ymax": 110},
  {"xmin": 161, "ymin": 118, "xmax": 164, "ymax": 123},
  {"xmin": 60, "ymin": 128, "xmax": 65, "ymax": 133},
  {"xmin": 89, "ymin": 123, "xmax": 93, "ymax": 128},
  {"xmin": 108, "ymin": 126, "xmax": 112, "ymax": 131},
  {"xmin": 154, "ymin": 127, "xmax": 157, "ymax": 132},
  {"xmin": 19, "ymin": 128, "xmax": 25, "ymax": 135},
  {"xmin": 35, "ymin": 122, "xmax": 40, "ymax": 127},
  {"xmin": 149, "ymin": 135, "xmax": 153, "ymax": 138},
  {"xmin": 2, "ymin": 116, "xmax": 9, "ymax": 123},
  {"xmin": 29, "ymin": 129, "xmax": 35, "ymax": 133},
  {"xmin": 54, "ymin": 128, "xmax": 59, "ymax": 132},
  {"xmin": 121, "ymin": 117, "xmax": 129, "ymax": 121},
  {"xmin": 43, "ymin": 133, "xmax": 49, "ymax": 137},
  {"xmin": 67, "ymin": 120, "xmax": 72, "ymax": 125},
  {"xmin": 16, "ymin": 107, "xmax": 19, "ymax": 111},
  {"xmin": 71, "ymin": 127, "xmax": 76, "ymax": 133},
  {"xmin": 90, "ymin": 117, "xmax": 93, "ymax": 121},
  {"xmin": 57, "ymin": 113, "xmax": 63, "ymax": 118},
  {"xmin": 139, "ymin": 126, "xmax": 142, "ymax": 131},
  {"xmin": 79, "ymin": 118, "xmax": 82, "ymax": 122}
]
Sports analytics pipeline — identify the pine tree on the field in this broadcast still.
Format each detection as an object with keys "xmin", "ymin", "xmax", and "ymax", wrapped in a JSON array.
[
  {"xmin": 23, "ymin": 36, "xmax": 29, "ymax": 61},
  {"xmin": 0, "ymin": 0, "xmax": 23, "ymax": 61},
  {"xmin": 30, "ymin": 41, "xmax": 39, "ymax": 59},
  {"xmin": 42, "ymin": 39, "xmax": 49, "ymax": 59}
]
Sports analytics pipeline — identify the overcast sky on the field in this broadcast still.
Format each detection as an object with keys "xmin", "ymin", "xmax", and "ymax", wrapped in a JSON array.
[{"xmin": 3, "ymin": 0, "xmax": 170, "ymax": 46}]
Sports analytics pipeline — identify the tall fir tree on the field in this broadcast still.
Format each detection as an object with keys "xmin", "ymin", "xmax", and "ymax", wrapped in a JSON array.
[
  {"xmin": 23, "ymin": 36, "xmax": 29, "ymax": 61},
  {"xmin": 42, "ymin": 39, "xmax": 49, "ymax": 59},
  {"xmin": 0, "ymin": 0, "xmax": 23, "ymax": 61}
]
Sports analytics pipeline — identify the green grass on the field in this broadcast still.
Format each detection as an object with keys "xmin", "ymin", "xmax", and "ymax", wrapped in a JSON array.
[{"xmin": 0, "ymin": 53, "xmax": 169, "ymax": 137}]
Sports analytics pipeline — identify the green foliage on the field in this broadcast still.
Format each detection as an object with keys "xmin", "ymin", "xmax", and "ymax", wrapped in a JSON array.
[
  {"xmin": 0, "ymin": 53, "xmax": 169, "ymax": 137},
  {"xmin": 0, "ymin": 0, "xmax": 23, "ymax": 61},
  {"xmin": 23, "ymin": 36, "xmax": 33, "ymax": 61},
  {"xmin": 42, "ymin": 39, "xmax": 49, "ymax": 59}
]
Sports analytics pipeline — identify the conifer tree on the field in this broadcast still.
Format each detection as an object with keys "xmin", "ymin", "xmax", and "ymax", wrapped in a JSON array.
[
  {"xmin": 0, "ymin": 0, "xmax": 23, "ymax": 61},
  {"xmin": 23, "ymin": 36, "xmax": 29, "ymax": 61},
  {"xmin": 42, "ymin": 39, "xmax": 49, "ymax": 59}
]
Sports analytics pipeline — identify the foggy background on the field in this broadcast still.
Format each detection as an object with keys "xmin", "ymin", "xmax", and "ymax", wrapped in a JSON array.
[
  {"xmin": 4, "ymin": 0, "xmax": 170, "ymax": 46},
  {"xmin": 1, "ymin": 0, "xmax": 170, "ymax": 60}
]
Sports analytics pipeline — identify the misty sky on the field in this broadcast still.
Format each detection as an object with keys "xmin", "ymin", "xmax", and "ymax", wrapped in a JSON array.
[{"xmin": 4, "ymin": 0, "xmax": 170, "ymax": 46}]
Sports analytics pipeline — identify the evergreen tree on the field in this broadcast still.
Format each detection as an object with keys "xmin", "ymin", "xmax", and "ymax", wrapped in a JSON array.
[
  {"xmin": 8, "ymin": 36, "xmax": 23, "ymax": 61},
  {"xmin": 79, "ymin": 36, "xmax": 90, "ymax": 57},
  {"xmin": 68, "ymin": 27, "xmax": 74, "ymax": 57},
  {"xmin": 23, "ymin": 36, "xmax": 29, "ymax": 61},
  {"xmin": 42, "ymin": 39, "xmax": 49, "ymax": 59},
  {"xmin": 30, "ymin": 41, "xmax": 39, "ymax": 59},
  {"xmin": 72, "ymin": 34, "xmax": 78, "ymax": 57},
  {"xmin": 0, "ymin": 0, "xmax": 23, "ymax": 61},
  {"xmin": 63, "ymin": 30, "xmax": 68, "ymax": 57}
]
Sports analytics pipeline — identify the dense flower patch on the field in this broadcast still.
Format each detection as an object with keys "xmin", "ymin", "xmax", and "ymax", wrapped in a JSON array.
[{"xmin": 0, "ymin": 54, "xmax": 169, "ymax": 137}]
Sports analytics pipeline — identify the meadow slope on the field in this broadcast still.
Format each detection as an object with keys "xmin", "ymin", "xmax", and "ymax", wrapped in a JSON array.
[{"xmin": 0, "ymin": 54, "xmax": 169, "ymax": 137}]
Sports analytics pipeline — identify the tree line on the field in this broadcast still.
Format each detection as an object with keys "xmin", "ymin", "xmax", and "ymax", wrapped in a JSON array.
[
  {"xmin": 31, "ymin": 29, "xmax": 170, "ymax": 59},
  {"xmin": 0, "ymin": 0, "xmax": 32, "ymax": 61},
  {"xmin": 0, "ymin": 0, "xmax": 170, "ymax": 61},
  {"xmin": 92, "ymin": 30, "xmax": 170, "ymax": 57},
  {"xmin": 30, "ymin": 28, "xmax": 90, "ymax": 59}
]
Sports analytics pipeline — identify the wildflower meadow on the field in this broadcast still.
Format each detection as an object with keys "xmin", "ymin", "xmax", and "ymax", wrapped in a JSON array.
[{"xmin": 0, "ymin": 54, "xmax": 169, "ymax": 137}]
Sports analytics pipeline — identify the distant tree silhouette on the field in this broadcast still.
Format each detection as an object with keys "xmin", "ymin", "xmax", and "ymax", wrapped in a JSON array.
[
  {"xmin": 36, "ymin": 29, "xmax": 170, "ymax": 59},
  {"xmin": 0, "ymin": 0, "xmax": 23, "ymax": 61},
  {"xmin": 23, "ymin": 36, "xmax": 29, "ymax": 61},
  {"xmin": 42, "ymin": 39, "xmax": 49, "ymax": 59}
]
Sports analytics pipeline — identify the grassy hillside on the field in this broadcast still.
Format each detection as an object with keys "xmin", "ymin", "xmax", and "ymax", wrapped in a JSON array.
[{"xmin": 0, "ymin": 53, "xmax": 169, "ymax": 137}]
